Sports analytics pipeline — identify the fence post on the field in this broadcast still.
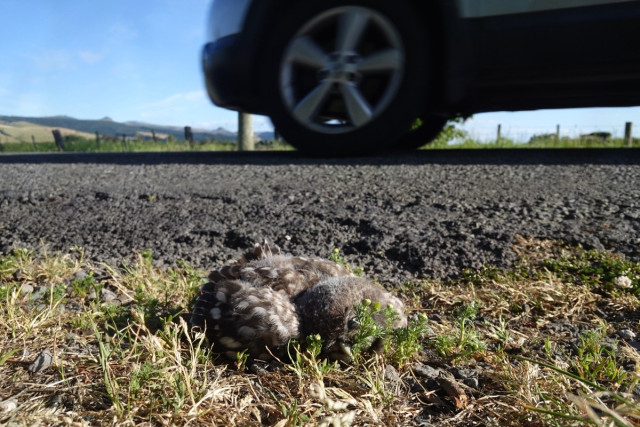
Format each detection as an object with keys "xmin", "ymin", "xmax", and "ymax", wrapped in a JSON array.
[
  {"xmin": 238, "ymin": 112, "xmax": 254, "ymax": 151},
  {"xmin": 95, "ymin": 131, "xmax": 100, "ymax": 149},
  {"xmin": 184, "ymin": 126, "xmax": 194, "ymax": 149},
  {"xmin": 555, "ymin": 125, "xmax": 560, "ymax": 142},
  {"xmin": 52, "ymin": 129, "xmax": 65, "ymax": 151},
  {"xmin": 496, "ymin": 124, "xmax": 501, "ymax": 142},
  {"xmin": 625, "ymin": 122, "xmax": 633, "ymax": 147},
  {"xmin": 32, "ymin": 135, "xmax": 37, "ymax": 151},
  {"xmin": 151, "ymin": 129, "xmax": 157, "ymax": 143}
]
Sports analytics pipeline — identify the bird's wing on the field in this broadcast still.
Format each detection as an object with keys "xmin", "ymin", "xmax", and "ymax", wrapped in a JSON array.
[{"xmin": 191, "ymin": 279, "xmax": 300, "ymax": 360}]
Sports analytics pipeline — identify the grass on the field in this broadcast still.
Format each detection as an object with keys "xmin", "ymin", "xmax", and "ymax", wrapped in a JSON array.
[
  {"xmin": 423, "ymin": 136, "xmax": 640, "ymax": 150},
  {"xmin": 1, "ymin": 238, "xmax": 639, "ymax": 425},
  {"xmin": 0, "ymin": 136, "xmax": 296, "ymax": 153},
  {"xmin": 1, "ymin": 131, "xmax": 638, "ymax": 154}
]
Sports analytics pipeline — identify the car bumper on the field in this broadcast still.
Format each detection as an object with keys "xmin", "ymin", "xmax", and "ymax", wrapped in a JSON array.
[{"xmin": 202, "ymin": 35, "xmax": 263, "ymax": 114}]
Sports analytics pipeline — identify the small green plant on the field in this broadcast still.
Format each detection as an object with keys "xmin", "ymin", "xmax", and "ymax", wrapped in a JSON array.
[
  {"xmin": 543, "ymin": 248, "xmax": 640, "ymax": 293},
  {"xmin": 387, "ymin": 313, "xmax": 430, "ymax": 367},
  {"xmin": 288, "ymin": 334, "xmax": 337, "ymax": 381},
  {"xmin": 432, "ymin": 301, "xmax": 486, "ymax": 361},
  {"xmin": 235, "ymin": 349, "xmax": 249, "ymax": 372},
  {"xmin": 349, "ymin": 300, "xmax": 428, "ymax": 367},
  {"xmin": 0, "ymin": 248, "xmax": 33, "ymax": 279},
  {"xmin": 277, "ymin": 398, "xmax": 311, "ymax": 426},
  {"xmin": 572, "ymin": 325, "xmax": 627, "ymax": 385},
  {"xmin": 70, "ymin": 273, "xmax": 98, "ymax": 298},
  {"xmin": 329, "ymin": 248, "xmax": 364, "ymax": 276}
]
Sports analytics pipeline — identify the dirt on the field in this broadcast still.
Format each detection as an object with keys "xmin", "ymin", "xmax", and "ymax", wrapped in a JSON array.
[{"xmin": 0, "ymin": 149, "xmax": 639, "ymax": 285}]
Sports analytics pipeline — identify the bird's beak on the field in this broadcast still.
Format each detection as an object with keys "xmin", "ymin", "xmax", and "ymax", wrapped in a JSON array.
[
  {"xmin": 327, "ymin": 342, "xmax": 353, "ymax": 362},
  {"xmin": 339, "ymin": 342, "xmax": 353, "ymax": 359}
]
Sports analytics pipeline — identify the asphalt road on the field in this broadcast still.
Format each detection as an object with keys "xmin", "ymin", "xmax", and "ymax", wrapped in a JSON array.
[{"xmin": 1, "ymin": 149, "xmax": 639, "ymax": 284}]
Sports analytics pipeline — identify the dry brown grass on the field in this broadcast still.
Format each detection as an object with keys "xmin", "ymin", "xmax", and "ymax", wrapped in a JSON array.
[
  {"xmin": 0, "ymin": 121, "xmax": 94, "ymax": 143},
  {"xmin": 1, "ymin": 239, "xmax": 639, "ymax": 426}
]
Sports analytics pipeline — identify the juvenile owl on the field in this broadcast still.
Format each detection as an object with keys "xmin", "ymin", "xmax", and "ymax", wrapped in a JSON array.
[{"xmin": 190, "ymin": 242, "xmax": 406, "ymax": 361}]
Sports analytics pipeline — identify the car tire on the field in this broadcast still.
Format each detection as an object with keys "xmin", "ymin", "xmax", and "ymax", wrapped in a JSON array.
[
  {"xmin": 262, "ymin": 0, "xmax": 431, "ymax": 156},
  {"xmin": 398, "ymin": 115, "xmax": 448, "ymax": 150}
]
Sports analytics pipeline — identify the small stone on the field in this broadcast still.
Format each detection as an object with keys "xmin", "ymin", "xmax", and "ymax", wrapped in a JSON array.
[
  {"xmin": 100, "ymin": 288, "xmax": 118, "ymax": 303},
  {"xmin": 412, "ymin": 364, "xmax": 442, "ymax": 379},
  {"xmin": 463, "ymin": 377, "xmax": 480, "ymax": 389},
  {"xmin": 617, "ymin": 329, "xmax": 636, "ymax": 341},
  {"xmin": 453, "ymin": 368, "xmax": 477, "ymax": 380},
  {"xmin": 20, "ymin": 284, "xmax": 34, "ymax": 295},
  {"xmin": 0, "ymin": 399, "xmax": 18, "ymax": 413},
  {"xmin": 73, "ymin": 270, "xmax": 88, "ymax": 281},
  {"xmin": 28, "ymin": 349, "xmax": 53, "ymax": 373},
  {"xmin": 46, "ymin": 394, "xmax": 63, "ymax": 408}
]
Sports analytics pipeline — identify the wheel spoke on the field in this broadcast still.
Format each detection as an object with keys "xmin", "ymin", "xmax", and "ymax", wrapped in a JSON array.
[
  {"xmin": 358, "ymin": 48, "xmax": 402, "ymax": 72},
  {"xmin": 286, "ymin": 36, "xmax": 327, "ymax": 68},
  {"xmin": 336, "ymin": 10, "xmax": 369, "ymax": 52},
  {"xmin": 340, "ymin": 84, "xmax": 373, "ymax": 127},
  {"xmin": 293, "ymin": 81, "xmax": 333, "ymax": 123}
]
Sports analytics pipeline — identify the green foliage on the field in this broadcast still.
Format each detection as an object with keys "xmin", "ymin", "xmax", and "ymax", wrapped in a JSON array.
[
  {"xmin": 328, "ymin": 248, "xmax": 364, "ymax": 276},
  {"xmin": 572, "ymin": 325, "xmax": 627, "ymax": 384},
  {"xmin": 432, "ymin": 301, "xmax": 486, "ymax": 361},
  {"xmin": 288, "ymin": 334, "xmax": 338, "ymax": 381},
  {"xmin": 0, "ymin": 249, "xmax": 33, "ymax": 280},
  {"xmin": 543, "ymin": 248, "xmax": 640, "ymax": 294},
  {"xmin": 70, "ymin": 273, "xmax": 98, "ymax": 298},
  {"xmin": 351, "ymin": 299, "xmax": 429, "ymax": 367}
]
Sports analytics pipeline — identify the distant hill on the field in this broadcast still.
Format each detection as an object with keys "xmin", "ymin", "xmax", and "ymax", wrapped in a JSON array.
[
  {"xmin": 0, "ymin": 115, "xmax": 273, "ymax": 142},
  {"xmin": 0, "ymin": 119, "xmax": 95, "ymax": 143}
]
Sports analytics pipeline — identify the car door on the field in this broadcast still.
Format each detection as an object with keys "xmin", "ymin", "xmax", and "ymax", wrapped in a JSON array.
[{"xmin": 456, "ymin": 0, "xmax": 640, "ymax": 110}]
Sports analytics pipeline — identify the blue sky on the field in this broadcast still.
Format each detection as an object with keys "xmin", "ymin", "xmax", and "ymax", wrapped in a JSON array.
[{"xmin": 0, "ymin": 0, "xmax": 638, "ymax": 139}]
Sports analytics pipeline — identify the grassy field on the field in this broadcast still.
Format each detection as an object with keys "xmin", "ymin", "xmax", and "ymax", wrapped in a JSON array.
[
  {"xmin": 0, "ymin": 121, "xmax": 95, "ymax": 145},
  {"xmin": 1, "ymin": 119, "xmax": 638, "ymax": 153},
  {"xmin": 1, "ymin": 239, "xmax": 639, "ymax": 425}
]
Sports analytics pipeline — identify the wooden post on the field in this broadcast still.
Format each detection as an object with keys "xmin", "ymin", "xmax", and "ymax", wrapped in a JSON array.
[
  {"xmin": 52, "ymin": 129, "xmax": 65, "ymax": 151},
  {"xmin": 555, "ymin": 125, "xmax": 560, "ymax": 143},
  {"xmin": 121, "ymin": 134, "xmax": 127, "ymax": 149},
  {"xmin": 625, "ymin": 122, "xmax": 633, "ymax": 147},
  {"xmin": 32, "ymin": 135, "xmax": 37, "ymax": 150},
  {"xmin": 95, "ymin": 131, "xmax": 100, "ymax": 149},
  {"xmin": 238, "ymin": 112, "xmax": 254, "ymax": 151},
  {"xmin": 151, "ymin": 129, "xmax": 157, "ymax": 143},
  {"xmin": 184, "ymin": 126, "xmax": 194, "ymax": 148},
  {"xmin": 496, "ymin": 124, "xmax": 501, "ymax": 142}
]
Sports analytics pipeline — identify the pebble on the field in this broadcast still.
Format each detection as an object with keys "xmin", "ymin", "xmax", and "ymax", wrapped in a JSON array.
[
  {"xmin": 73, "ymin": 270, "xmax": 88, "ymax": 281},
  {"xmin": 20, "ymin": 283, "xmax": 34, "ymax": 295},
  {"xmin": 617, "ymin": 329, "xmax": 636, "ymax": 341},
  {"xmin": 28, "ymin": 349, "xmax": 53, "ymax": 373},
  {"xmin": 0, "ymin": 399, "xmax": 18, "ymax": 413},
  {"xmin": 100, "ymin": 288, "xmax": 118, "ymax": 303},
  {"xmin": 463, "ymin": 377, "xmax": 480, "ymax": 389}
]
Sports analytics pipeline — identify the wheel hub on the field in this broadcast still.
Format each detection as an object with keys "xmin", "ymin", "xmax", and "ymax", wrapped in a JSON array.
[
  {"xmin": 280, "ymin": 6, "xmax": 405, "ymax": 134},
  {"xmin": 318, "ymin": 53, "xmax": 362, "ymax": 85}
]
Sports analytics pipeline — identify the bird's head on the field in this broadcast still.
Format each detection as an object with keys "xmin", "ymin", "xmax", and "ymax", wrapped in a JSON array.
[{"xmin": 293, "ymin": 276, "xmax": 406, "ymax": 361}]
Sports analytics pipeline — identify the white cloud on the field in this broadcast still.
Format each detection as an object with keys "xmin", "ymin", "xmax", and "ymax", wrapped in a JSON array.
[
  {"xmin": 135, "ymin": 90, "xmax": 211, "ymax": 122},
  {"xmin": 109, "ymin": 23, "xmax": 138, "ymax": 40},
  {"xmin": 23, "ymin": 50, "xmax": 75, "ymax": 72},
  {"xmin": 78, "ymin": 50, "xmax": 106, "ymax": 65}
]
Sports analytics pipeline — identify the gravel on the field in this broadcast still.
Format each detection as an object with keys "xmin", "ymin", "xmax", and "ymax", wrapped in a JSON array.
[{"xmin": 0, "ymin": 149, "xmax": 639, "ymax": 285}]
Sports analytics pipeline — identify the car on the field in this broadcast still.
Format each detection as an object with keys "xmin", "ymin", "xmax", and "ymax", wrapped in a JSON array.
[{"xmin": 201, "ymin": 0, "xmax": 640, "ymax": 156}]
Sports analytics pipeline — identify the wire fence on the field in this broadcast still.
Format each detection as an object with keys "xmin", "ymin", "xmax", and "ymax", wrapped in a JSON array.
[{"xmin": 460, "ymin": 122, "xmax": 634, "ymax": 144}]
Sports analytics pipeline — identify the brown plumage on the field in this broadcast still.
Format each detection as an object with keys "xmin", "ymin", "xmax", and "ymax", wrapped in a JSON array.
[{"xmin": 190, "ymin": 242, "xmax": 406, "ymax": 361}]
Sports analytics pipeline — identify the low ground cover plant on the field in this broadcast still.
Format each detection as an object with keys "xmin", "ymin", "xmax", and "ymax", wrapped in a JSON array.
[{"xmin": 1, "ymin": 238, "xmax": 639, "ymax": 425}]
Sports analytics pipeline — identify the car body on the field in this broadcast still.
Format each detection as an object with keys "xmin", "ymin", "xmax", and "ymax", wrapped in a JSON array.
[{"xmin": 202, "ymin": 0, "xmax": 640, "ymax": 155}]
